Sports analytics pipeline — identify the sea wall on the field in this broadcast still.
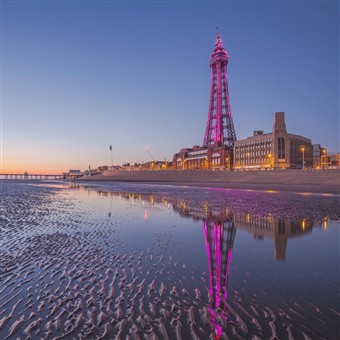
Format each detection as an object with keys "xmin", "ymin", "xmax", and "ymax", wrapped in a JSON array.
[{"xmin": 76, "ymin": 169, "xmax": 340, "ymax": 194}]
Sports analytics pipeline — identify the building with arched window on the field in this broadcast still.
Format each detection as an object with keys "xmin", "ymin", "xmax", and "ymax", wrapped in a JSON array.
[{"xmin": 173, "ymin": 144, "xmax": 232, "ymax": 170}]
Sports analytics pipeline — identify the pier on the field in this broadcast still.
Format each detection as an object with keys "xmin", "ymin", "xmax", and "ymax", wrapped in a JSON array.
[{"xmin": 0, "ymin": 173, "xmax": 65, "ymax": 180}]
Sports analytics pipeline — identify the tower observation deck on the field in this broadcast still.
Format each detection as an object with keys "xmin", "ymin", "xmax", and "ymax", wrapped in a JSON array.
[{"xmin": 203, "ymin": 34, "xmax": 237, "ymax": 148}]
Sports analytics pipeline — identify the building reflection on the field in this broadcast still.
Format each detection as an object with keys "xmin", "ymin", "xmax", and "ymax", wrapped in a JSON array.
[
  {"xmin": 234, "ymin": 213, "xmax": 313, "ymax": 260},
  {"xmin": 70, "ymin": 182, "xmax": 320, "ymax": 260},
  {"xmin": 171, "ymin": 198, "xmax": 316, "ymax": 260},
  {"xmin": 69, "ymin": 183, "xmax": 320, "ymax": 262}
]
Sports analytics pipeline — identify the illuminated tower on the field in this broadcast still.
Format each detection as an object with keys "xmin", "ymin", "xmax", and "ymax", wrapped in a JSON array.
[
  {"xmin": 203, "ymin": 218, "xmax": 236, "ymax": 338},
  {"xmin": 203, "ymin": 34, "xmax": 237, "ymax": 148}
]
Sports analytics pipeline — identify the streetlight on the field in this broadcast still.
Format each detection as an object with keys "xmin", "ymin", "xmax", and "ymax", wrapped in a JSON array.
[
  {"xmin": 109, "ymin": 145, "xmax": 113, "ymax": 168},
  {"xmin": 268, "ymin": 153, "xmax": 272, "ymax": 168},
  {"xmin": 322, "ymin": 149, "xmax": 327, "ymax": 168},
  {"xmin": 301, "ymin": 147, "xmax": 305, "ymax": 170}
]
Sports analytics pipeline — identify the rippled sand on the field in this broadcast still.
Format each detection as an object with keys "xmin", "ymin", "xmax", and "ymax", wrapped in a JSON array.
[{"xmin": 1, "ymin": 180, "xmax": 339, "ymax": 339}]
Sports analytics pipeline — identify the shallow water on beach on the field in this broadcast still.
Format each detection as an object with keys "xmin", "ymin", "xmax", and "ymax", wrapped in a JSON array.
[{"xmin": 1, "ymin": 180, "xmax": 339, "ymax": 339}]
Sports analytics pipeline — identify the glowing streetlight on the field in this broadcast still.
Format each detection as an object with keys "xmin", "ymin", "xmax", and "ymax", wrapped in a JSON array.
[
  {"xmin": 268, "ymin": 153, "xmax": 272, "ymax": 168},
  {"xmin": 321, "ymin": 149, "xmax": 327, "ymax": 168},
  {"xmin": 301, "ymin": 147, "xmax": 305, "ymax": 170}
]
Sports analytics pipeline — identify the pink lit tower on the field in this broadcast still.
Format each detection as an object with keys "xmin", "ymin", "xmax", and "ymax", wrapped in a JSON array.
[{"xmin": 203, "ymin": 34, "xmax": 237, "ymax": 148}]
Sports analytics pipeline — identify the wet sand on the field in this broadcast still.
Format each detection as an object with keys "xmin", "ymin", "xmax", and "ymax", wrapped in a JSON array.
[
  {"xmin": 77, "ymin": 169, "xmax": 340, "ymax": 194},
  {"xmin": 1, "ymin": 181, "xmax": 339, "ymax": 339}
]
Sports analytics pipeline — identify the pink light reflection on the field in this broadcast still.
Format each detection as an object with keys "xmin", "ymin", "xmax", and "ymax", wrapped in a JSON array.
[{"xmin": 203, "ymin": 219, "xmax": 235, "ymax": 338}]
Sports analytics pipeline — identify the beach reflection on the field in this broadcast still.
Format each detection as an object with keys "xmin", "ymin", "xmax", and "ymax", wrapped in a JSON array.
[
  {"xmin": 90, "ymin": 186, "xmax": 323, "ymax": 261},
  {"xmin": 2, "ymin": 181, "xmax": 337, "ymax": 340},
  {"xmin": 69, "ymin": 184, "xmax": 337, "ymax": 338}
]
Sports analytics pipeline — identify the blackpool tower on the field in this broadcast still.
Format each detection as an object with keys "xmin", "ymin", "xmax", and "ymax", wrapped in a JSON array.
[{"xmin": 203, "ymin": 34, "xmax": 237, "ymax": 148}]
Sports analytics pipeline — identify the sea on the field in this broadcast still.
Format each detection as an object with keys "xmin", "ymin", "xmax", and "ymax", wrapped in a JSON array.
[{"xmin": 1, "ymin": 180, "xmax": 339, "ymax": 339}]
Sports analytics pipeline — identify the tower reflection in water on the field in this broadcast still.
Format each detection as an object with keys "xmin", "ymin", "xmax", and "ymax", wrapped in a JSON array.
[{"xmin": 203, "ymin": 217, "xmax": 236, "ymax": 339}]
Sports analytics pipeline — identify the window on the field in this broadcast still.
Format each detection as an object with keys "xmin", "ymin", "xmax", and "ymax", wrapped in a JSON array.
[{"xmin": 278, "ymin": 137, "xmax": 285, "ymax": 159}]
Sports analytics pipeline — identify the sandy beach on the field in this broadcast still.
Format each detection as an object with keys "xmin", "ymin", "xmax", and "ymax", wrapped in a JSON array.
[
  {"xmin": 76, "ymin": 169, "xmax": 340, "ymax": 194},
  {"xmin": 1, "ymin": 181, "xmax": 339, "ymax": 339}
]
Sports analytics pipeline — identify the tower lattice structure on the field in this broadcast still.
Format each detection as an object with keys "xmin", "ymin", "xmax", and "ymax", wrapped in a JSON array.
[{"xmin": 203, "ymin": 34, "xmax": 237, "ymax": 148}]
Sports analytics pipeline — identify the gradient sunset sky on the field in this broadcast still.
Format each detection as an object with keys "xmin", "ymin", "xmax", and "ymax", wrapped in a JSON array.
[{"xmin": 1, "ymin": 1, "xmax": 339, "ymax": 174}]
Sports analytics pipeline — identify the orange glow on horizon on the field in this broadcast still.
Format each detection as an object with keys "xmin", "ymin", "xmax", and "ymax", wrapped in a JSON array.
[
  {"xmin": 1, "ymin": 149, "xmax": 92, "ymax": 175},
  {"xmin": 1, "ymin": 165, "xmax": 69, "ymax": 175}
]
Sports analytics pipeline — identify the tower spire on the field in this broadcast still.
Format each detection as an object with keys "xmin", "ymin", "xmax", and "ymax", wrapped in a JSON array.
[{"xmin": 203, "ymin": 34, "xmax": 237, "ymax": 148}]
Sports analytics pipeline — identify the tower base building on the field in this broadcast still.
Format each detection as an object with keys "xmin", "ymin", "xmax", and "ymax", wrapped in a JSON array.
[
  {"xmin": 173, "ymin": 144, "xmax": 232, "ymax": 170},
  {"xmin": 233, "ymin": 112, "xmax": 313, "ymax": 170}
]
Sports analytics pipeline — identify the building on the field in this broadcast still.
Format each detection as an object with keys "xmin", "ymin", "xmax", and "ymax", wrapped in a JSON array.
[
  {"xmin": 321, "ymin": 153, "xmax": 340, "ymax": 169},
  {"xmin": 313, "ymin": 144, "xmax": 327, "ymax": 169},
  {"xmin": 173, "ymin": 144, "xmax": 231, "ymax": 170},
  {"xmin": 173, "ymin": 34, "xmax": 236, "ymax": 170},
  {"xmin": 97, "ymin": 165, "xmax": 109, "ymax": 172},
  {"xmin": 139, "ymin": 161, "xmax": 168, "ymax": 170},
  {"xmin": 67, "ymin": 170, "xmax": 82, "ymax": 179},
  {"xmin": 234, "ymin": 112, "xmax": 313, "ymax": 170},
  {"xmin": 119, "ymin": 161, "xmax": 169, "ymax": 171}
]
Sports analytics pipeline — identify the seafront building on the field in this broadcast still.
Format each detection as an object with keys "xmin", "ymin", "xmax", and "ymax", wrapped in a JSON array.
[
  {"xmin": 233, "ymin": 112, "xmax": 313, "ymax": 170},
  {"xmin": 173, "ymin": 145, "xmax": 231, "ymax": 170},
  {"xmin": 173, "ymin": 34, "xmax": 236, "ymax": 170},
  {"xmin": 66, "ymin": 169, "xmax": 83, "ymax": 179},
  {"xmin": 311, "ymin": 145, "xmax": 340, "ymax": 169},
  {"xmin": 313, "ymin": 144, "xmax": 327, "ymax": 169},
  {"xmin": 321, "ymin": 153, "xmax": 340, "ymax": 169}
]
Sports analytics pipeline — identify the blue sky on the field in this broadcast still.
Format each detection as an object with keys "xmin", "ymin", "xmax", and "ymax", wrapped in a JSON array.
[{"xmin": 1, "ymin": 1, "xmax": 339, "ymax": 173}]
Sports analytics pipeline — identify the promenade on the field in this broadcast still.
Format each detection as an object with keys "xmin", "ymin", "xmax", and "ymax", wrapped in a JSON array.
[{"xmin": 77, "ymin": 169, "xmax": 340, "ymax": 194}]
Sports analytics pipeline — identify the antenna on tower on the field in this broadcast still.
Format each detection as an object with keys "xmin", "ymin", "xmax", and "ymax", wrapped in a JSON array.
[
  {"xmin": 144, "ymin": 146, "xmax": 154, "ymax": 161},
  {"xmin": 215, "ymin": 26, "xmax": 219, "ymax": 34}
]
